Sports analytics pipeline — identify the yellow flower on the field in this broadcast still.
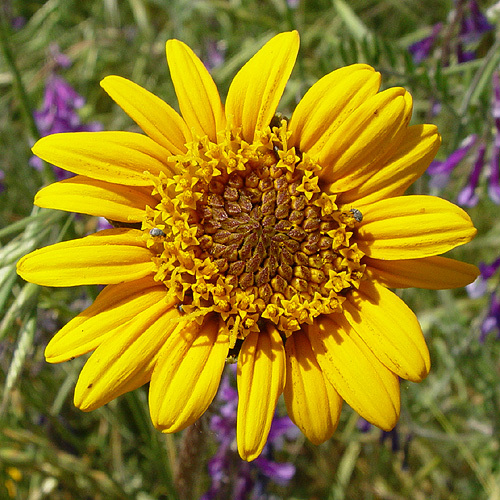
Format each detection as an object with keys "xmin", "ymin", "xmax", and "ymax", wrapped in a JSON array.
[{"xmin": 17, "ymin": 31, "xmax": 478, "ymax": 461}]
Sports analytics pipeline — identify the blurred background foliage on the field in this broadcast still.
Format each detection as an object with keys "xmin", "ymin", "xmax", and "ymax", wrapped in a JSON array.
[{"xmin": 1, "ymin": 0, "xmax": 499, "ymax": 499}]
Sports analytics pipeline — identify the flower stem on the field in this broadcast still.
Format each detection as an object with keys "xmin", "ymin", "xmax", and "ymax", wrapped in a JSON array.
[
  {"xmin": 0, "ymin": 9, "xmax": 56, "ymax": 185},
  {"xmin": 174, "ymin": 418, "xmax": 208, "ymax": 500},
  {"xmin": 0, "ymin": 10, "xmax": 40, "ymax": 142}
]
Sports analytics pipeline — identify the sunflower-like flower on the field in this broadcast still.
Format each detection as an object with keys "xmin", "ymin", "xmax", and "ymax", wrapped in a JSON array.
[{"xmin": 17, "ymin": 31, "xmax": 479, "ymax": 461}]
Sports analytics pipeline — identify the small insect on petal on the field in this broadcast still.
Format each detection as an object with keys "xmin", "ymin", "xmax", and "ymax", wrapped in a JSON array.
[
  {"xmin": 149, "ymin": 228, "xmax": 166, "ymax": 237},
  {"xmin": 350, "ymin": 208, "xmax": 363, "ymax": 222}
]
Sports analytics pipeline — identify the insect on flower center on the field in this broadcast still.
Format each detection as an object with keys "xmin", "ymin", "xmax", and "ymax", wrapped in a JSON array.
[{"xmin": 145, "ymin": 120, "xmax": 366, "ymax": 344}]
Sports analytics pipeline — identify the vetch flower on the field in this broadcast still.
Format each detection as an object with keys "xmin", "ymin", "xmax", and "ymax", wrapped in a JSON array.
[
  {"xmin": 490, "ymin": 72, "xmax": 500, "ymax": 204},
  {"xmin": 428, "ymin": 72, "xmax": 500, "ymax": 206},
  {"xmin": 31, "ymin": 57, "xmax": 102, "ymax": 180},
  {"xmin": 460, "ymin": 0, "xmax": 494, "ymax": 44},
  {"xmin": 456, "ymin": 0, "xmax": 494, "ymax": 63},
  {"xmin": 17, "ymin": 31, "xmax": 479, "ymax": 461},
  {"xmin": 427, "ymin": 134, "xmax": 477, "ymax": 190},
  {"xmin": 408, "ymin": 1, "xmax": 493, "ymax": 65},
  {"xmin": 457, "ymin": 141, "xmax": 486, "ymax": 207},
  {"xmin": 466, "ymin": 256, "xmax": 500, "ymax": 298},
  {"xmin": 480, "ymin": 294, "xmax": 500, "ymax": 342},
  {"xmin": 408, "ymin": 22, "xmax": 443, "ymax": 64}
]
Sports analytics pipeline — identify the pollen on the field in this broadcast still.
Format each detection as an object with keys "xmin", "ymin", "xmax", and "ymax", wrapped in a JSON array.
[{"xmin": 144, "ymin": 120, "xmax": 366, "ymax": 341}]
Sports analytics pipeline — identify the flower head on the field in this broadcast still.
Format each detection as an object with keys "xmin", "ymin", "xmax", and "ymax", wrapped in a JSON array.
[{"xmin": 17, "ymin": 31, "xmax": 479, "ymax": 461}]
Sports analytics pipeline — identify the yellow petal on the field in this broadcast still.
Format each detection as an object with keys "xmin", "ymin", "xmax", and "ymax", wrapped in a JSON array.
[
  {"xmin": 149, "ymin": 314, "xmax": 228, "ymax": 432},
  {"xmin": 340, "ymin": 124, "xmax": 441, "ymax": 207},
  {"xmin": 289, "ymin": 64, "xmax": 380, "ymax": 153},
  {"xmin": 17, "ymin": 228, "xmax": 154, "ymax": 286},
  {"xmin": 366, "ymin": 256, "xmax": 480, "ymax": 289},
  {"xmin": 344, "ymin": 280, "xmax": 430, "ymax": 382},
  {"xmin": 166, "ymin": 40, "xmax": 225, "ymax": 141},
  {"xmin": 74, "ymin": 294, "xmax": 179, "ymax": 411},
  {"xmin": 318, "ymin": 88, "xmax": 413, "ymax": 187},
  {"xmin": 32, "ymin": 131, "xmax": 171, "ymax": 186},
  {"xmin": 356, "ymin": 195, "xmax": 477, "ymax": 260},
  {"xmin": 226, "ymin": 31, "xmax": 299, "ymax": 142},
  {"xmin": 45, "ymin": 276, "xmax": 166, "ymax": 363},
  {"xmin": 237, "ymin": 323, "xmax": 285, "ymax": 461},
  {"xmin": 100, "ymin": 75, "xmax": 191, "ymax": 154},
  {"xmin": 35, "ymin": 175, "xmax": 157, "ymax": 222},
  {"xmin": 308, "ymin": 315, "xmax": 400, "ymax": 431},
  {"xmin": 284, "ymin": 330, "xmax": 342, "ymax": 445}
]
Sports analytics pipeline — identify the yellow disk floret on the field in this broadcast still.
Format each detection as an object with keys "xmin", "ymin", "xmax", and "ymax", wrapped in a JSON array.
[{"xmin": 143, "ymin": 120, "xmax": 365, "ymax": 346}]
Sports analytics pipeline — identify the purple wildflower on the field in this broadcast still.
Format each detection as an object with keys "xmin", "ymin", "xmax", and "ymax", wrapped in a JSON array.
[
  {"xmin": 49, "ymin": 43, "xmax": 72, "ymax": 69},
  {"xmin": 356, "ymin": 417, "xmax": 373, "ymax": 433},
  {"xmin": 380, "ymin": 428, "xmax": 400, "ymax": 453},
  {"xmin": 457, "ymin": 1, "xmax": 494, "ymax": 62},
  {"xmin": 429, "ymin": 72, "xmax": 500, "ymax": 204},
  {"xmin": 31, "ymin": 75, "xmax": 102, "ymax": 179},
  {"xmin": 460, "ymin": 0, "xmax": 494, "ymax": 43},
  {"xmin": 409, "ymin": 1, "xmax": 492, "ymax": 64},
  {"xmin": 489, "ymin": 72, "xmax": 500, "ymax": 204},
  {"xmin": 466, "ymin": 276, "xmax": 488, "ymax": 299},
  {"xmin": 480, "ymin": 257, "xmax": 500, "ymax": 280},
  {"xmin": 489, "ymin": 136, "xmax": 500, "ymax": 203},
  {"xmin": 467, "ymin": 257, "xmax": 500, "ymax": 298},
  {"xmin": 457, "ymin": 141, "xmax": 486, "ymax": 206},
  {"xmin": 204, "ymin": 40, "xmax": 227, "ymax": 71},
  {"xmin": 202, "ymin": 368, "xmax": 297, "ymax": 500},
  {"xmin": 96, "ymin": 217, "xmax": 113, "ymax": 232},
  {"xmin": 408, "ymin": 23, "xmax": 443, "ymax": 64},
  {"xmin": 427, "ymin": 134, "xmax": 477, "ymax": 189},
  {"xmin": 480, "ymin": 294, "xmax": 500, "ymax": 342},
  {"xmin": 456, "ymin": 43, "xmax": 476, "ymax": 64},
  {"xmin": 0, "ymin": 169, "xmax": 4, "ymax": 194},
  {"xmin": 31, "ymin": 48, "xmax": 102, "ymax": 180}
]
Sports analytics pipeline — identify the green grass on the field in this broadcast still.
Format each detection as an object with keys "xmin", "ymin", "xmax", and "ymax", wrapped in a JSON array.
[{"xmin": 1, "ymin": 0, "xmax": 499, "ymax": 498}]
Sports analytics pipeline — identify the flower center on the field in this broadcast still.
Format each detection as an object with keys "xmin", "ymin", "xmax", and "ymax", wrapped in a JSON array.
[{"xmin": 144, "ymin": 120, "xmax": 365, "ymax": 345}]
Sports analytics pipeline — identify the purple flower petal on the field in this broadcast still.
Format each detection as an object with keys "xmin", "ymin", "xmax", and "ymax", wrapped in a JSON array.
[
  {"xmin": 268, "ymin": 415, "xmax": 299, "ymax": 442},
  {"xmin": 204, "ymin": 40, "xmax": 227, "ymax": 71},
  {"xmin": 50, "ymin": 44, "xmax": 72, "ymax": 69},
  {"xmin": 457, "ymin": 141, "xmax": 486, "ymax": 207},
  {"xmin": 466, "ymin": 276, "xmax": 487, "ymax": 298},
  {"xmin": 254, "ymin": 456, "xmax": 296, "ymax": 485},
  {"xmin": 32, "ymin": 70, "xmax": 102, "ymax": 178},
  {"xmin": 460, "ymin": 1, "xmax": 494, "ymax": 43},
  {"xmin": 480, "ymin": 294, "xmax": 500, "ymax": 342},
  {"xmin": 357, "ymin": 417, "xmax": 373, "ymax": 433},
  {"xmin": 408, "ymin": 23, "xmax": 443, "ymax": 64},
  {"xmin": 427, "ymin": 135, "xmax": 477, "ymax": 189},
  {"xmin": 489, "ymin": 134, "xmax": 500, "ymax": 204},
  {"xmin": 457, "ymin": 185, "xmax": 480, "ymax": 206},
  {"xmin": 479, "ymin": 257, "xmax": 500, "ymax": 279}
]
